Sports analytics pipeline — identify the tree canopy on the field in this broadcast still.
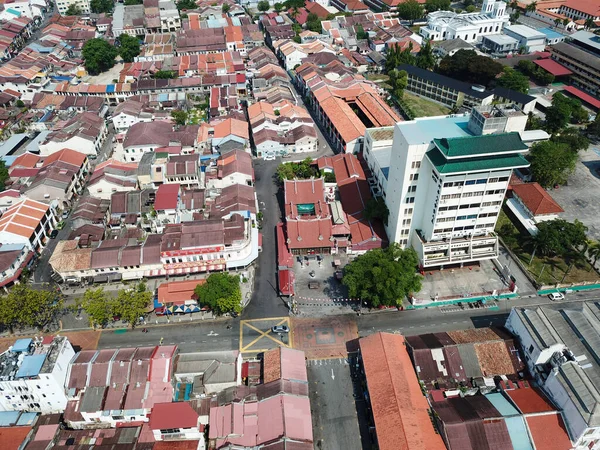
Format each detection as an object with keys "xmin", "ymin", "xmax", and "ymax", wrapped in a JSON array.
[
  {"xmin": 0, "ymin": 284, "xmax": 64, "ymax": 333},
  {"xmin": 65, "ymin": 4, "xmax": 82, "ymax": 15},
  {"xmin": 415, "ymin": 40, "xmax": 435, "ymax": 70},
  {"xmin": 276, "ymin": 157, "xmax": 319, "ymax": 182},
  {"xmin": 363, "ymin": 197, "xmax": 389, "ymax": 225},
  {"xmin": 177, "ymin": 0, "xmax": 197, "ymax": 10},
  {"xmin": 342, "ymin": 244, "xmax": 422, "ymax": 307},
  {"xmin": 79, "ymin": 287, "xmax": 113, "ymax": 327},
  {"xmin": 306, "ymin": 12, "xmax": 323, "ymax": 33},
  {"xmin": 531, "ymin": 219, "xmax": 587, "ymax": 257},
  {"xmin": 171, "ymin": 109, "xmax": 188, "ymax": 125},
  {"xmin": 82, "ymin": 38, "xmax": 118, "ymax": 75},
  {"xmin": 397, "ymin": 0, "xmax": 424, "ymax": 20},
  {"xmin": 222, "ymin": 3, "xmax": 230, "ymax": 13},
  {"xmin": 551, "ymin": 127, "xmax": 589, "ymax": 152},
  {"xmin": 437, "ymin": 49, "xmax": 503, "ymax": 87},
  {"xmin": 79, "ymin": 283, "xmax": 151, "ymax": 328},
  {"xmin": 587, "ymin": 114, "xmax": 600, "ymax": 138},
  {"xmin": 194, "ymin": 273, "xmax": 242, "ymax": 315},
  {"xmin": 257, "ymin": 0, "xmax": 270, "ymax": 11},
  {"xmin": 528, "ymin": 140, "xmax": 577, "ymax": 188},
  {"xmin": 118, "ymin": 34, "xmax": 140, "ymax": 63},
  {"xmin": 496, "ymin": 67, "xmax": 530, "ymax": 94},
  {"xmin": 90, "ymin": 0, "xmax": 113, "ymax": 13},
  {"xmin": 0, "ymin": 160, "xmax": 8, "ymax": 192},
  {"xmin": 153, "ymin": 70, "xmax": 177, "ymax": 79},
  {"xmin": 425, "ymin": 0, "xmax": 451, "ymax": 12},
  {"xmin": 385, "ymin": 42, "xmax": 416, "ymax": 72},
  {"xmin": 388, "ymin": 68, "xmax": 408, "ymax": 99}
]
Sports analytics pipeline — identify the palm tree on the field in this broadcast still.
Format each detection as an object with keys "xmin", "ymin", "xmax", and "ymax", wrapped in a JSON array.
[
  {"xmin": 525, "ymin": 1, "xmax": 537, "ymax": 14},
  {"xmin": 587, "ymin": 240, "xmax": 600, "ymax": 268},
  {"xmin": 562, "ymin": 17, "xmax": 570, "ymax": 28},
  {"xmin": 584, "ymin": 17, "xmax": 595, "ymax": 30},
  {"xmin": 509, "ymin": 0, "xmax": 518, "ymax": 10},
  {"xmin": 554, "ymin": 18, "xmax": 561, "ymax": 28}
]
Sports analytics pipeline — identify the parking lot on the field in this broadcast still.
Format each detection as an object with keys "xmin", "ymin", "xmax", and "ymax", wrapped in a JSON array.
[
  {"xmin": 307, "ymin": 355, "xmax": 371, "ymax": 450},
  {"xmin": 550, "ymin": 146, "xmax": 600, "ymax": 240},
  {"xmin": 293, "ymin": 254, "xmax": 352, "ymax": 301}
]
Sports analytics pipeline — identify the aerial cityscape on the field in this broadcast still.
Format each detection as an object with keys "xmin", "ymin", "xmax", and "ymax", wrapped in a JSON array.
[{"xmin": 0, "ymin": 0, "xmax": 599, "ymax": 448}]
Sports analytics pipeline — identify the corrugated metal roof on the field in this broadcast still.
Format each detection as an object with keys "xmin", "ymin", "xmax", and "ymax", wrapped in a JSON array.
[
  {"xmin": 505, "ymin": 416, "xmax": 534, "ymax": 450},
  {"xmin": 485, "ymin": 393, "xmax": 519, "ymax": 417},
  {"xmin": 457, "ymin": 344, "xmax": 482, "ymax": 378}
]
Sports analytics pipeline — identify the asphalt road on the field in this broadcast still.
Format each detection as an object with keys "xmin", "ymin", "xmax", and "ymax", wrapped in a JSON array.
[
  {"xmin": 242, "ymin": 158, "xmax": 290, "ymax": 319},
  {"xmin": 97, "ymin": 319, "xmax": 240, "ymax": 353}
]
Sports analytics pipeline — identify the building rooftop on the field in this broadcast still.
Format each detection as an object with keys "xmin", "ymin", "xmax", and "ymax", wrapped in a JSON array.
[
  {"xmin": 359, "ymin": 333, "xmax": 445, "ymax": 450},
  {"xmin": 433, "ymin": 132, "xmax": 528, "ymax": 158},
  {"xmin": 512, "ymin": 182, "xmax": 563, "ymax": 216},
  {"xmin": 505, "ymin": 24, "xmax": 546, "ymax": 39},
  {"xmin": 426, "ymin": 148, "xmax": 530, "ymax": 175},
  {"xmin": 396, "ymin": 115, "xmax": 472, "ymax": 146},
  {"xmin": 149, "ymin": 402, "xmax": 199, "ymax": 430},
  {"xmin": 0, "ymin": 336, "xmax": 69, "ymax": 381}
]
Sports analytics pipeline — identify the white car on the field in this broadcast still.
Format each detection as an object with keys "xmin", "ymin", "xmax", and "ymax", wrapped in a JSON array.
[{"xmin": 548, "ymin": 292, "xmax": 564, "ymax": 301}]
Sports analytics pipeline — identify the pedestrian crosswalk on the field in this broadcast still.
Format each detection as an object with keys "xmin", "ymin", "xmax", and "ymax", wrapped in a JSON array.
[{"xmin": 306, "ymin": 358, "xmax": 350, "ymax": 367}]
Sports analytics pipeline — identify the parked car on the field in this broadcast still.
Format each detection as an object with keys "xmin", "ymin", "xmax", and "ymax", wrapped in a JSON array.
[
  {"xmin": 548, "ymin": 292, "xmax": 564, "ymax": 301},
  {"xmin": 271, "ymin": 325, "xmax": 289, "ymax": 334},
  {"xmin": 50, "ymin": 229, "xmax": 59, "ymax": 239}
]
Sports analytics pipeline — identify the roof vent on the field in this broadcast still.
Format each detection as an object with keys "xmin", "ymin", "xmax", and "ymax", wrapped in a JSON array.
[{"xmin": 297, "ymin": 236, "xmax": 302, "ymax": 241}]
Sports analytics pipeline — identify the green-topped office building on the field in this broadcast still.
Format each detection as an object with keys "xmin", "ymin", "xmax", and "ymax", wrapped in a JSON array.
[{"xmin": 364, "ymin": 104, "xmax": 533, "ymax": 269}]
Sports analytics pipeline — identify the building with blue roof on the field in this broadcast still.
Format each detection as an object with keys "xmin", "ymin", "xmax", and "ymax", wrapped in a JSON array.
[
  {"xmin": 504, "ymin": 416, "xmax": 535, "ymax": 450},
  {"xmin": 0, "ymin": 336, "xmax": 75, "ymax": 414},
  {"xmin": 538, "ymin": 27, "xmax": 565, "ymax": 45},
  {"xmin": 485, "ymin": 392, "xmax": 520, "ymax": 416},
  {"xmin": 16, "ymin": 354, "xmax": 47, "ymax": 378},
  {"xmin": 0, "ymin": 411, "xmax": 21, "ymax": 427}
]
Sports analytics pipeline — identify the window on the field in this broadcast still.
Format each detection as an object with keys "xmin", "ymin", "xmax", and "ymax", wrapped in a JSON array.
[
  {"xmin": 410, "ymin": 173, "xmax": 419, "ymax": 181},
  {"xmin": 404, "ymin": 208, "xmax": 413, "ymax": 215},
  {"xmin": 465, "ymin": 180, "xmax": 476, "ymax": 185},
  {"xmin": 528, "ymin": 345, "xmax": 534, "ymax": 354},
  {"xmin": 406, "ymin": 197, "xmax": 415, "ymax": 204},
  {"xmin": 411, "ymin": 161, "xmax": 421, "ymax": 169},
  {"xmin": 409, "ymin": 186, "xmax": 417, "ymax": 193},
  {"xmin": 476, "ymin": 179, "xmax": 487, "ymax": 184}
]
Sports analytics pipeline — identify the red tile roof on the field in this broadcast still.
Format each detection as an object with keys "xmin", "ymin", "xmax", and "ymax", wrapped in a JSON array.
[
  {"xmin": 505, "ymin": 387, "xmax": 556, "ymax": 414},
  {"xmin": 563, "ymin": 85, "xmax": 600, "ymax": 110},
  {"xmin": 41, "ymin": 148, "xmax": 87, "ymax": 168},
  {"xmin": 157, "ymin": 279, "xmax": 204, "ymax": 306},
  {"xmin": 564, "ymin": 0, "xmax": 600, "ymax": 16},
  {"xmin": 154, "ymin": 183, "xmax": 180, "ymax": 210},
  {"xmin": 512, "ymin": 182, "xmax": 563, "ymax": 216},
  {"xmin": 359, "ymin": 333, "xmax": 446, "ymax": 450},
  {"xmin": 525, "ymin": 413, "xmax": 572, "ymax": 450},
  {"xmin": 0, "ymin": 426, "xmax": 31, "ymax": 450},
  {"xmin": 533, "ymin": 59, "xmax": 573, "ymax": 77},
  {"xmin": 149, "ymin": 402, "xmax": 199, "ymax": 430}
]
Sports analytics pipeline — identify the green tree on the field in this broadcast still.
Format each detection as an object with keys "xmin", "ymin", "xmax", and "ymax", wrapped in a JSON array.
[
  {"xmin": 274, "ymin": 2, "xmax": 284, "ymax": 11},
  {"xmin": 177, "ymin": 0, "xmax": 197, "ymax": 10},
  {"xmin": 82, "ymin": 38, "xmax": 118, "ymax": 75},
  {"xmin": 222, "ymin": 3, "xmax": 230, "ymax": 13},
  {"xmin": 363, "ymin": 197, "xmax": 389, "ymax": 225},
  {"xmin": 342, "ymin": 244, "xmax": 422, "ymax": 307},
  {"xmin": 79, "ymin": 287, "xmax": 114, "ymax": 327},
  {"xmin": 525, "ymin": 111, "xmax": 543, "ymax": 130},
  {"xmin": 528, "ymin": 140, "xmax": 577, "ymax": 187},
  {"xmin": 525, "ymin": 1, "xmax": 537, "ymax": 13},
  {"xmin": 415, "ymin": 40, "xmax": 435, "ymax": 70},
  {"xmin": 587, "ymin": 240, "xmax": 600, "ymax": 266},
  {"xmin": 584, "ymin": 17, "xmax": 595, "ymax": 30},
  {"xmin": 532, "ymin": 219, "xmax": 587, "ymax": 257},
  {"xmin": 587, "ymin": 114, "xmax": 600, "ymax": 138},
  {"xmin": 15, "ymin": 99, "xmax": 24, "ymax": 107},
  {"xmin": 0, "ymin": 159, "xmax": 8, "ymax": 192},
  {"xmin": 544, "ymin": 95, "xmax": 572, "ymax": 133},
  {"xmin": 355, "ymin": 24, "xmax": 368, "ymax": 40},
  {"xmin": 65, "ymin": 3, "xmax": 82, "ymax": 15},
  {"xmin": 118, "ymin": 34, "xmax": 140, "ymax": 63},
  {"xmin": 425, "ymin": 0, "xmax": 451, "ymax": 11},
  {"xmin": 276, "ymin": 157, "xmax": 319, "ymax": 182},
  {"xmin": 306, "ymin": 13, "xmax": 322, "ymax": 32},
  {"xmin": 437, "ymin": 49, "xmax": 503, "ymax": 87},
  {"xmin": 551, "ymin": 127, "xmax": 589, "ymax": 152},
  {"xmin": 90, "ymin": 0, "xmax": 113, "ymax": 13},
  {"xmin": 194, "ymin": 273, "xmax": 242, "ymax": 315},
  {"xmin": 113, "ymin": 283, "xmax": 152, "ymax": 328},
  {"xmin": 258, "ymin": 0, "xmax": 270, "ymax": 12},
  {"xmin": 465, "ymin": 5, "xmax": 476, "ymax": 12},
  {"xmin": 125, "ymin": 0, "xmax": 143, "ymax": 4},
  {"xmin": 496, "ymin": 67, "xmax": 530, "ymax": 94},
  {"xmin": 153, "ymin": 70, "xmax": 177, "ymax": 79},
  {"xmin": 171, "ymin": 109, "xmax": 188, "ymax": 125},
  {"xmin": 388, "ymin": 68, "xmax": 408, "ymax": 99},
  {"xmin": 0, "ymin": 284, "xmax": 63, "ymax": 332},
  {"xmin": 397, "ymin": 0, "xmax": 423, "ymax": 20}
]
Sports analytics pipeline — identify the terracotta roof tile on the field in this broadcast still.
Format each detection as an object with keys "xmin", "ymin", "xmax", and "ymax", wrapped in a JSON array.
[
  {"xmin": 525, "ymin": 413, "xmax": 572, "ymax": 450},
  {"xmin": 512, "ymin": 182, "xmax": 563, "ymax": 216}
]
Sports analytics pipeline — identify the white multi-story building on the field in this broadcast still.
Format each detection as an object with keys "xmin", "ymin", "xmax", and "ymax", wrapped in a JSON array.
[
  {"xmin": 0, "ymin": 337, "xmax": 75, "ymax": 414},
  {"xmin": 506, "ymin": 302, "xmax": 600, "ymax": 450},
  {"xmin": 366, "ymin": 104, "xmax": 530, "ymax": 268},
  {"xmin": 420, "ymin": 0, "xmax": 509, "ymax": 43},
  {"xmin": 55, "ymin": 0, "xmax": 90, "ymax": 16}
]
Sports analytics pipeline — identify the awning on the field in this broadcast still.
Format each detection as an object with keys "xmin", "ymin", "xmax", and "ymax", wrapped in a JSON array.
[{"xmin": 94, "ymin": 274, "xmax": 109, "ymax": 283}]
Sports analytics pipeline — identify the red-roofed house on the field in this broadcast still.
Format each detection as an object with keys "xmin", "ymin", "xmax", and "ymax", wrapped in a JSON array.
[
  {"xmin": 505, "ymin": 387, "xmax": 557, "ymax": 414},
  {"xmin": 206, "ymin": 149, "xmax": 254, "ymax": 189},
  {"xmin": 0, "ymin": 426, "xmax": 32, "ymax": 450},
  {"xmin": 149, "ymin": 402, "xmax": 203, "ymax": 442},
  {"xmin": 525, "ymin": 413, "xmax": 573, "ymax": 450},
  {"xmin": 211, "ymin": 118, "xmax": 250, "ymax": 153},
  {"xmin": 0, "ymin": 198, "xmax": 55, "ymax": 251},
  {"xmin": 508, "ymin": 182, "xmax": 563, "ymax": 234},
  {"xmin": 154, "ymin": 184, "xmax": 181, "ymax": 231},
  {"xmin": 318, "ymin": 153, "xmax": 387, "ymax": 253},
  {"xmin": 358, "ymin": 332, "xmax": 446, "ymax": 450},
  {"xmin": 283, "ymin": 178, "xmax": 334, "ymax": 254}
]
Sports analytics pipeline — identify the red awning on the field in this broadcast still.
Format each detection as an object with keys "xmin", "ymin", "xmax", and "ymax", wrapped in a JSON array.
[
  {"xmin": 278, "ymin": 269, "xmax": 295, "ymax": 296},
  {"xmin": 563, "ymin": 85, "xmax": 600, "ymax": 110},
  {"xmin": 533, "ymin": 59, "xmax": 573, "ymax": 76}
]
